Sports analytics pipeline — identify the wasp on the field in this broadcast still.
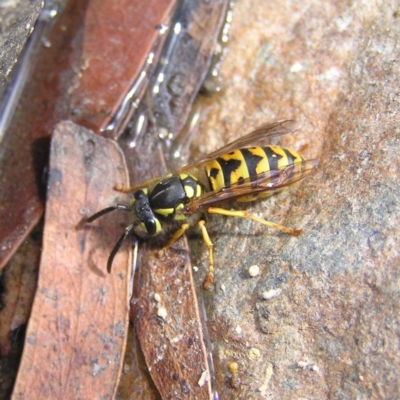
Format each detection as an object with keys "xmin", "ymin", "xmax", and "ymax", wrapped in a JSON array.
[{"xmin": 87, "ymin": 120, "xmax": 317, "ymax": 288}]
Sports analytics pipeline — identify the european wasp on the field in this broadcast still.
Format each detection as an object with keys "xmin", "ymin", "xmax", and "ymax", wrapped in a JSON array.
[{"xmin": 87, "ymin": 120, "xmax": 317, "ymax": 288}]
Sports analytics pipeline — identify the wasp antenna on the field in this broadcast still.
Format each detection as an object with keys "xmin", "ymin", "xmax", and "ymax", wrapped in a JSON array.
[
  {"xmin": 87, "ymin": 204, "xmax": 131, "ymax": 222},
  {"xmin": 107, "ymin": 224, "xmax": 134, "ymax": 273}
]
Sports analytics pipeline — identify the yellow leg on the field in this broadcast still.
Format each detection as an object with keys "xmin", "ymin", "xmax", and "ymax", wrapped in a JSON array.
[
  {"xmin": 114, "ymin": 184, "xmax": 137, "ymax": 193},
  {"xmin": 206, "ymin": 207, "xmax": 302, "ymax": 235},
  {"xmin": 114, "ymin": 177, "xmax": 161, "ymax": 193},
  {"xmin": 159, "ymin": 223, "xmax": 190, "ymax": 256},
  {"xmin": 198, "ymin": 220, "xmax": 214, "ymax": 289}
]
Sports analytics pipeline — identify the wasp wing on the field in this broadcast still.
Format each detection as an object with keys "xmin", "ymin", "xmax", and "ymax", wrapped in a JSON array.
[
  {"xmin": 176, "ymin": 120, "xmax": 301, "ymax": 175},
  {"xmin": 116, "ymin": 120, "xmax": 302, "ymax": 193},
  {"xmin": 184, "ymin": 158, "xmax": 317, "ymax": 212}
]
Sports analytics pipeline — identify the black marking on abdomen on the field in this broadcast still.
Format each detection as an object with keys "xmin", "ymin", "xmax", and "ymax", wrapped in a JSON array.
[
  {"xmin": 209, "ymin": 168, "xmax": 219, "ymax": 179},
  {"xmin": 283, "ymin": 148, "xmax": 295, "ymax": 178},
  {"xmin": 216, "ymin": 157, "xmax": 242, "ymax": 186},
  {"xmin": 283, "ymin": 148, "xmax": 295, "ymax": 166},
  {"xmin": 240, "ymin": 148, "xmax": 263, "ymax": 181},
  {"xmin": 263, "ymin": 146, "xmax": 282, "ymax": 171}
]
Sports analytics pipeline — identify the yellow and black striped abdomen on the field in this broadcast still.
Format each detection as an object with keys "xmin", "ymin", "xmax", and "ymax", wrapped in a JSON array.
[{"xmin": 205, "ymin": 146, "xmax": 304, "ymax": 199}]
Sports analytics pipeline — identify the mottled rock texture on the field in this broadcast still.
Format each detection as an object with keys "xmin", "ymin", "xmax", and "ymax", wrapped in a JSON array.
[{"xmin": 189, "ymin": 1, "xmax": 400, "ymax": 398}]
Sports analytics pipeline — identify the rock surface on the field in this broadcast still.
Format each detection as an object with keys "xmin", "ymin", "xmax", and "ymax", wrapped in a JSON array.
[{"xmin": 188, "ymin": 0, "xmax": 400, "ymax": 398}]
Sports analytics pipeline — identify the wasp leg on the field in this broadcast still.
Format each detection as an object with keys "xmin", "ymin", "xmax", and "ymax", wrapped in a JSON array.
[
  {"xmin": 206, "ymin": 207, "xmax": 302, "ymax": 235},
  {"xmin": 198, "ymin": 220, "xmax": 214, "ymax": 290},
  {"xmin": 114, "ymin": 177, "xmax": 161, "ymax": 193},
  {"xmin": 159, "ymin": 223, "xmax": 190, "ymax": 256}
]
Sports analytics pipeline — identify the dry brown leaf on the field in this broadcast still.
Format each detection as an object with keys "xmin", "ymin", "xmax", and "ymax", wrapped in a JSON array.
[{"xmin": 12, "ymin": 121, "xmax": 131, "ymax": 398}]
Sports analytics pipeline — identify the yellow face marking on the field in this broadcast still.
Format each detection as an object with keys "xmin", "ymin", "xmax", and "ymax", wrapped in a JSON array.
[
  {"xmin": 154, "ymin": 219, "xmax": 162, "ymax": 234},
  {"xmin": 138, "ymin": 222, "xmax": 147, "ymax": 233},
  {"xmin": 139, "ymin": 219, "xmax": 162, "ymax": 235}
]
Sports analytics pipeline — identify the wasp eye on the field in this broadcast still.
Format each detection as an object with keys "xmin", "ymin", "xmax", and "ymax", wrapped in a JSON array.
[{"xmin": 145, "ymin": 219, "xmax": 157, "ymax": 236}]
